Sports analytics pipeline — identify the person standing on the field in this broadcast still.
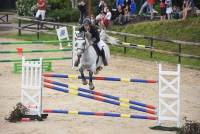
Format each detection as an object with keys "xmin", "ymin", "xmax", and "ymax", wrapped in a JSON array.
[
  {"xmin": 182, "ymin": 0, "xmax": 194, "ymax": 20},
  {"xmin": 35, "ymin": 0, "xmax": 46, "ymax": 20},
  {"xmin": 165, "ymin": 0, "xmax": 173, "ymax": 20},
  {"xmin": 78, "ymin": 0, "xmax": 87, "ymax": 24},
  {"xmin": 98, "ymin": 0, "xmax": 105, "ymax": 14},
  {"xmin": 138, "ymin": 0, "xmax": 155, "ymax": 19},
  {"xmin": 160, "ymin": 0, "xmax": 166, "ymax": 20}
]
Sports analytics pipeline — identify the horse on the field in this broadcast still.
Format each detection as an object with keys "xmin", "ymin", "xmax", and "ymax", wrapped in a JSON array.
[{"xmin": 74, "ymin": 31, "xmax": 110, "ymax": 90}]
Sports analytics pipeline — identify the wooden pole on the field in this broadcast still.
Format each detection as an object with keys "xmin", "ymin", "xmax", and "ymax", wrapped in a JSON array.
[{"xmin": 88, "ymin": 0, "xmax": 91, "ymax": 16}]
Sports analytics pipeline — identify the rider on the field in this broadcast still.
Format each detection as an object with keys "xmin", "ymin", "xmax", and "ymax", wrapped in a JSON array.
[{"xmin": 75, "ymin": 17, "xmax": 108, "ymax": 66}]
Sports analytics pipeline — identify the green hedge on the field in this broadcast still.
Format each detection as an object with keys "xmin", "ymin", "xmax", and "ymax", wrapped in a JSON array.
[
  {"xmin": 48, "ymin": 9, "xmax": 79, "ymax": 22},
  {"xmin": 16, "ymin": 0, "xmax": 36, "ymax": 16}
]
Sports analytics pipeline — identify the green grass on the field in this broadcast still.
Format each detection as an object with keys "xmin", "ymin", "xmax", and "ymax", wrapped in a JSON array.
[{"xmin": 108, "ymin": 17, "xmax": 200, "ymax": 69}]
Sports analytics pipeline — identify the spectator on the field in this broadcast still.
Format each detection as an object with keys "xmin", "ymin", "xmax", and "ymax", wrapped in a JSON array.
[
  {"xmin": 124, "ymin": 0, "xmax": 131, "ymax": 22},
  {"xmin": 116, "ymin": 0, "xmax": 125, "ymax": 8},
  {"xmin": 35, "ymin": 0, "xmax": 46, "ymax": 21},
  {"xmin": 124, "ymin": 5, "xmax": 130, "ymax": 23},
  {"xmin": 130, "ymin": 0, "xmax": 137, "ymax": 15},
  {"xmin": 100, "ymin": 7, "xmax": 112, "ymax": 29},
  {"xmin": 78, "ymin": 0, "xmax": 87, "ymax": 24},
  {"xmin": 124, "ymin": 0, "xmax": 131, "ymax": 11},
  {"xmin": 96, "ymin": 1, "xmax": 107, "ymax": 25},
  {"xmin": 165, "ymin": 0, "xmax": 173, "ymax": 20},
  {"xmin": 103, "ymin": 3, "xmax": 108, "ymax": 14},
  {"xmin": 90, "ymin": 14, "xmax": 95, "ymax": 25},
  {"xmin": 96, "ymin": 10, "xmax": 104, "ymax": 25},
  {"xmin": 172, "ymin": 6, "xmax": 180, "ymax": 19},
  {"xmin": 182, "ymin": 0, "xmax": 194, "ymax": 20},
  {"xmin": 139, "ymin": 0, "xmax": 155, "ymax": 19},
  {"xmin": 98, "ymin": 0, "xmax": 105, "ymax": 14},
  {"xmin": 114, "ymin": 5, "xmax": 125, "ymax": 25},
  {"xmin": 160, "ymin": 0, "xmax": 166, "ymax": 20}
]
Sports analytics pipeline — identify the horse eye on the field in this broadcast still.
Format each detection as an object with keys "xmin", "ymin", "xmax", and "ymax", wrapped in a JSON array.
[{"xmin": 75, "ymin": 43, "xmax": 78, "ymax": 47}]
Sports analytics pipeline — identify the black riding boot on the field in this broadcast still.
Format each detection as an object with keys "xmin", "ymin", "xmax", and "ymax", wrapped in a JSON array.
[{"xmin": 101, "ymin": 49, "xmax": 108, "ymax": 66}]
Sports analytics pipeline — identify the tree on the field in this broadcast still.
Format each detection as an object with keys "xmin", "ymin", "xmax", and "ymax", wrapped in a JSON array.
[{"xmin": 16, "ymin": 0, "xmax": 36, "ymax": 16}]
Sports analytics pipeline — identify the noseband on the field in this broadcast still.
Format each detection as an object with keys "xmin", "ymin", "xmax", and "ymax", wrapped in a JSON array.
[{"xmin": 76, "ymin": 36, "xmax": 91, "ymax": 54}]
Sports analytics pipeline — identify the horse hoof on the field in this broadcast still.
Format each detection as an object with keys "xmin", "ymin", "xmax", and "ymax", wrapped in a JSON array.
[
  {"xmin": 89, "ymin": 86, "xmax": 95, "ymax": 90},
  {"xmin": 95, "ymin": 66, "xmax": 103, "ymax": 74},
  {"xmin": 82, "ymin": 80, "xmax": 88, "ymax": 85}
]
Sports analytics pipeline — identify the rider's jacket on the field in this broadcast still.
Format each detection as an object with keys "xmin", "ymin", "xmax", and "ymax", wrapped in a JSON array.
[{"xmin": 79, "ymin": 25, "xmax": 100, "ymax": 45}]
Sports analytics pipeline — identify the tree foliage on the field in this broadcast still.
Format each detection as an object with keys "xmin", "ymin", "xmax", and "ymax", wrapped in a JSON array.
[{"xmin": 16, "ymin": 0, "xmax": 36, "ymax": 16}]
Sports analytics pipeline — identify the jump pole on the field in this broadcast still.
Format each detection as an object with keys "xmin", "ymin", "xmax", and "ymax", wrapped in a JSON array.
[
  {"xmin": 43, "ymin": 74, "xmax": 157, "ymax": 83},
  {"xmin": 44, "ymin": 78, "xmax": 156, "ymax": 110},
  {"xmin": 43, "ymin": 109, "xmax": 157, "ymax": 120},
  {"xmin": 44, "ymin": 83, "xmax": 156, "ymax": 115},
  {"xmin": 0, "ymin": 48, "xmax": 72, "ymax": 54},
  {"xmin": 0, "ymin": 57, "xmax": 72, "ymax": 63},
  {"xmin": 0, "ymin": 40, "xmax": 72, "ymax": 45}
]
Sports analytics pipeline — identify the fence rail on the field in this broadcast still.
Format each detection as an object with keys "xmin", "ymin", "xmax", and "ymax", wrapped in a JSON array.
[
  {"xmin": 17, "ymin": 16, "xmax": 73, "ymax": 40},
  {"xmin": 16, "ymin": 17, "xmax": 200, "ymax": 64},
  {"xmin": 106, "ymin": 30, "xmax": 200, "ymax": 63}
]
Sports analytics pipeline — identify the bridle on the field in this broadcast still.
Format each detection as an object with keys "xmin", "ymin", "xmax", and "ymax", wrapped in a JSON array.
[{"xmin": 76, "ymin": 34, "xmax": 91, "ymax": 54}]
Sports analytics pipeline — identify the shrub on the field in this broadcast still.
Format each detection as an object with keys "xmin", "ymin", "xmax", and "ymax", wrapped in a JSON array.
[
  {"xmin": 48, "ymin": 9, "xmax": 79, "ymax": 22},
  {"xmin": 16, "ymin": 0, "xmax": 36, "ymax": 16}
]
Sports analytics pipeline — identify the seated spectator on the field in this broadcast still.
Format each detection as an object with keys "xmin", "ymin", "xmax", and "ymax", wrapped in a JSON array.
[
  {"xmin": 90, "ymin": 14, "xmax": 95, "ymax": 25},
  {"xmin": 114, "ymin": 5, "xmax": 125, "ymax": 25},
  {"xmin": 96, "ymin": 0, "xmax": 108, "ymax": 25},
  {"xmin": 124, "ymin": 5, "xmax": 130, "ymax": 23},
  {"xmin": 160, "ymin": 0, "xmax": 166, "ymax": 20},
  {"xmin": 100, "ymin": 8, "xmax": 112, "ymax": 29},
  {"xmin": 96, "ymin": 10, "xmax": 104, "ymax": 25},
  {"xmin": 124, "ymin": 0, "xmax": 131, "ymax": 22},
  {"xmin": 172, "ymin": 6, "xmax": 180, "ymax": 19}
]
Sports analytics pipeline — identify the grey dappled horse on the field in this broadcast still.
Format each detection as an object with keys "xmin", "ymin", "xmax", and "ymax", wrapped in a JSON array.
[{"xmin": 74, "ymin": 31, "xmax": 110, "ymax": 90}]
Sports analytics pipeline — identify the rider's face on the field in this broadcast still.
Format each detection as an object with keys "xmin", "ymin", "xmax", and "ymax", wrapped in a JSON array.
[{"xmin": 84, "ymin": 24, "xmax": 90, "ymax": 31}]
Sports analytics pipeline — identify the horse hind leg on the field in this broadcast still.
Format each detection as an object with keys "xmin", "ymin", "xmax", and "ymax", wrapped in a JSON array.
[
  {"xmin": 95, "ymin": 66, "xmax": 103, "ymax": 75},
  {"xmin": 89, "ymin": 71, "xmax": 95, "ymax": 90},
  {"xmin": 79, "ymin": 67, "xmax": 88, "ymax": 85}
]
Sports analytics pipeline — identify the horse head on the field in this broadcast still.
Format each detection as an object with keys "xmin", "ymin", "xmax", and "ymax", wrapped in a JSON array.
[{"xmin": 75, "ymin": 32, "xmax": 86, "ymax": 58}]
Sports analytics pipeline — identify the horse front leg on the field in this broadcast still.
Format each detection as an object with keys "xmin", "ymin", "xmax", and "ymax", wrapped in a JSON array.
[
  {"xmin": 89, "ymin": 71, "xmax": 95, "ymax": 90},
  {"xmin": 79, "ymin": 67, "xmax": 88, "ymax": 85}
]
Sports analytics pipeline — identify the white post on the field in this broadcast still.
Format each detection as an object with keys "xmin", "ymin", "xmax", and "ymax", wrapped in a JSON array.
[
  {"xmin": 72, "ymin": 26, "xmax": 76, "ymax": 69},
  {"xmin": 158, "ymin": 64, "xmax": 180, "ymax": 127},
  {"xmin": 21, "ymin": 57, "xmax": 43, "ymax": 117}
]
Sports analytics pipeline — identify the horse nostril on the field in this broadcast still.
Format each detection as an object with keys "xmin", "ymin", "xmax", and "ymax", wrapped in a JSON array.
[
  {"xmin": 77, "ymin": 51, "xmax": 82, "ymax": 57},
  {"xmin": 78, "ymin": 55, "xmax": 81, "ymax": 58}
]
